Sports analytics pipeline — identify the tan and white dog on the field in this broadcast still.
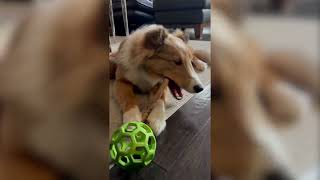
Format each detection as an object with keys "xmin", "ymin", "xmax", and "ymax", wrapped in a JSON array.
[{"xmin": 110, "ymin": 25, "xmax": 209, "ymax": 135}]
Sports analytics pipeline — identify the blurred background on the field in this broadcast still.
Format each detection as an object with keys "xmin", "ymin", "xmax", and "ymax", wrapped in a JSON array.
[
  {"xmin": 109, "ymin": 0, "xmax": 211, "ymax": 40},
  {"xmin": 242, "ymin": 0, "xmax": 319, "ymax": 60},
  {"xmin": 212, "ymin": 0, "xmax": 319, "ymax": 179},
  {"xmin": 1, "ymin": 0, "xmax": 108, "ymax": 179},
  {"xmin": 246, "ymin": 0, "xmax": 318, "ymax": 17}
]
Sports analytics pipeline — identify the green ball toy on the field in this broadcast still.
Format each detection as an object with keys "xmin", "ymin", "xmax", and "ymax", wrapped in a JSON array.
[{"xmin": 110, "ymin": 122, "xmax": 157, "ymax": 170}]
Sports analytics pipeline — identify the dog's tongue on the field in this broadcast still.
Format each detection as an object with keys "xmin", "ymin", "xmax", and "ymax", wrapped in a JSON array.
[{"xmin": 168, "ymin": 79, "xmax": 183, "ymax": 100}]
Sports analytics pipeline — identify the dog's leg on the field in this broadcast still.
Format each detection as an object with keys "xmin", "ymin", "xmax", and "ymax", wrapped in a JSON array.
[
  {"xmin": 193, "ymin": 49, "xmax": 211, "ymax": 65},
  {"xmin": 192, "ymin": 57, "xmax": 208, "ymax": 72},
  {"xmin": 146, "ymin": 79, "xmax": 168, "ymax": 136},
  {"xmin": 114, "ymin": 80, "xmax": 142, "ymax": 123},
  {"xmin": 147, "ymin": 98, "xmax": 166, "ymax": 136},
  {"xmin": 191, "ymin": 49, "xmax": 210, "ymax": 71}
]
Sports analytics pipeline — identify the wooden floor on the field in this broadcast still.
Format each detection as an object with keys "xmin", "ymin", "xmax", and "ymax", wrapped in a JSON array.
[{"xmin": 110, "ymin": 85, "xmax": 211, "ymax": 180}]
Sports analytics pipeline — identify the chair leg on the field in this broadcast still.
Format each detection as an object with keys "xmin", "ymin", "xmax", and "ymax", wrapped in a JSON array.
[
  {"xmin": 109, "ymin": 0, "xmax": 115, "ymax": 37},
  {"xmin": 194, "ymin": 24, "xmax": 203, "ymax": 40},
  {"xmin": 121, "ymin": 0, "xmax": 129, "ymax": 36}
]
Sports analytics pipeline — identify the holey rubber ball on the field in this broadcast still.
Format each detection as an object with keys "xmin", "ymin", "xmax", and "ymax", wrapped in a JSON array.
[{"xmin": 109, "ymin": 122, "xmax": 157, "ymax": 170}]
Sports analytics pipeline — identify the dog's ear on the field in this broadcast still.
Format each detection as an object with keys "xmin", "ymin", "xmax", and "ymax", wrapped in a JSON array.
[
  {"xmin": 144, "ymin": 27, "xmax": 168, "ymax": 49},
  {"xmin": 172, "ymin": 29, "xmax": 189, "ymax": 43}
]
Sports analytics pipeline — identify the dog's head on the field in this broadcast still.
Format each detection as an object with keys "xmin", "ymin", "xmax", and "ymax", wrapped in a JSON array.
[
  {"xmin": 144, "ymin": 26, "xmax": 204, "ymax": 95},
  {"xmin": 0, "ymin": 0, "xmax": 107, "ymax": 179},
  {"xmin": 116, "ymin": 25, "xmax": 204, "ymax": 98}
]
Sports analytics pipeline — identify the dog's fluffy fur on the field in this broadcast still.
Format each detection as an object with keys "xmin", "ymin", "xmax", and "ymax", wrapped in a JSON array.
[
  {"xmin": 211, "ymin": 1, "xmax": 319, "ymax": 180},
  {"xmin": 111, "ymin": 25, "xmax": 209, "ymax": 135},
  {"xmin": 0, "ymin": 1, "xmax": 107, "ymax": 179}
]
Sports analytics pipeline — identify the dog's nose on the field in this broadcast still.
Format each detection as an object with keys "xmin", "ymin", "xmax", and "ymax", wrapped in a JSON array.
[{"xmin": 193, "ymin": 85, "xmax": 203, "ymax": 93}]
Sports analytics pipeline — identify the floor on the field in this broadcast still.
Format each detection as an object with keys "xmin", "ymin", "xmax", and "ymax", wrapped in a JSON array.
[{"xmin": 110, "ymin": 85, "xmax": 211, "ymax": 180}]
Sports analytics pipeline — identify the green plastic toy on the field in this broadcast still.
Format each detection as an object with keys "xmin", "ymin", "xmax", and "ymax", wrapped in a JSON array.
[{"xmin": 109, "ymin": 122, "xmax": 156, "ymax": 170}]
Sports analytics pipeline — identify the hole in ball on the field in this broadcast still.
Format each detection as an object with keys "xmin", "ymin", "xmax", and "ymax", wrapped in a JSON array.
[
  {"xmin": 133, "ymin": 154, "xmax": 141, "ymax": 160},
  {"xmin": 121, "ymin": 156, "xmax": 128, "ymax": 163}
]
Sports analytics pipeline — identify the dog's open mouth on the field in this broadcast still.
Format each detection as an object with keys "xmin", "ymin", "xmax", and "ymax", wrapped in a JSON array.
[{"xmin": 168, "ymin": 78, "xmax": 183, "ymax": 100}]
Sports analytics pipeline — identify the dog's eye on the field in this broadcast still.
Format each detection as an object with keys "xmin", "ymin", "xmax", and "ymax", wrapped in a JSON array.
[{"xmin": 175, "ymin": 60, "xmax": 182, "ymax": 65}]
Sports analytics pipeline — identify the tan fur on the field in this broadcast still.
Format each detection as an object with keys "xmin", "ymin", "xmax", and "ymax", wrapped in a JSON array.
[
  {"xmin": 141, "ymin": 78, "xmax": 169, "ymax": 120},
  {"xmin": 112, "ymin": 25, "xmax": 208, "ymax": 135},
  {"xmin": 0, "ymin": 1, "xmax": 107, "ymax": 179},
  {"xmin": 114, "ymin": 79, "xmax": 141, "ymax": 120}
]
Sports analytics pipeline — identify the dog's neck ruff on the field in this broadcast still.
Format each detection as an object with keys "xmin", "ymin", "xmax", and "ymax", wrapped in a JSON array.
[{"xmin": 123, "ymin": 65, "xmax": 163, "ymax": 93}]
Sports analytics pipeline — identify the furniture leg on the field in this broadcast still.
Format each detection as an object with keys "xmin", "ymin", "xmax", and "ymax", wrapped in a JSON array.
[
  {"xmin": 109, "ymin": 0, "xmax": 115, "ymax": 38},
  {"xmin": 194, "ymin": 24, "xmax": 203, "ymax": 40},
  {"xmin": 121, "ymin": 0, "xmax": 129, "ymax": 36}
]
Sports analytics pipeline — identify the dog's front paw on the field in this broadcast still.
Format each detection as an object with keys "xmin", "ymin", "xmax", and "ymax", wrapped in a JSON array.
[
  {"xmin": 123, "ymin": 106, "xmax": 142, "ymax": 123},
  {"xmin": 192, "ymin": 59, "xmax": 207, "ymax": 72},
  {"xmin": 147, "ymin": 99, "xmax": 166, "ymax": 136},
  {"xmin": 148, "ymin": 120, "xmax": 166, "ymax": 136}
]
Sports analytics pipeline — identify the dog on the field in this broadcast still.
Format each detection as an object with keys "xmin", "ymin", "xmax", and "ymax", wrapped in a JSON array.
[
  {"xmin": 211, "ymin": 1, "xmax": 319, "ymax": 180},
  {"xmin": 0, "ymin": 0, "xmax": 108, "ymax": 179},
  {"xmin": 110, "ymin": 25, "xmax": 210, "ymax": 136}
]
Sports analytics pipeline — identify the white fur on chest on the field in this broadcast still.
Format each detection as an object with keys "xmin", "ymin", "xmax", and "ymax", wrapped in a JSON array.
[{"xmin": 124, "ymin": 67, "xmax": 162, "ymax": 92}]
